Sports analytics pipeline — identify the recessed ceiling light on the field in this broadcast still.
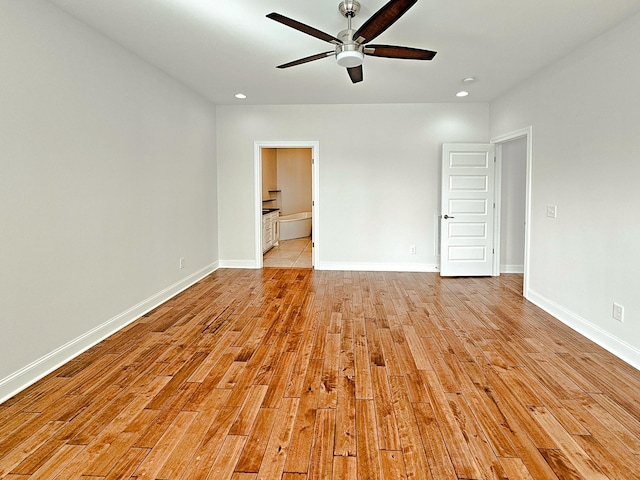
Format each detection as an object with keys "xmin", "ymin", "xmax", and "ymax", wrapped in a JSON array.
[
  {"xmin": 462, "ymin": 76, "xmax": 476, "ymax": 84},
  {"xmin": 456, "ymin": 91, "xmax": 469, "ymax": 97},
  {"xmin": 235, "ymin": 93, "xmax": 247, "ymax": 99}
]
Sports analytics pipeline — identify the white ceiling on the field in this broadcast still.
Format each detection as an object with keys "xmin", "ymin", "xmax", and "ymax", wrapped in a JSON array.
[{"xmin": 48, "ymin": 0, "xmax": 640, "ymax": 105}]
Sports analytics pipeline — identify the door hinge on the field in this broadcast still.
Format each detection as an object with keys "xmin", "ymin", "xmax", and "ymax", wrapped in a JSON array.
[
  {"xmin": 312, "ymin": 242, "xmax": 315, "ymax": 248},
  {"xmin": 493, "ymin": 202, "xmax": 496, "ymax": 208},
  {"xmin": 312, "ymin": 201, "xmax": 315, "ymax": 206},
  {"xmin": 312, "ymin": 158, "xmax": 315, "ymax": 164},
  {"xmin": 492, "ymin": 248, "xmax": 495, "ymax": 254},
  {"xmin": 494, "ymin": 156, "xmax": 496, "ymax": 163}
]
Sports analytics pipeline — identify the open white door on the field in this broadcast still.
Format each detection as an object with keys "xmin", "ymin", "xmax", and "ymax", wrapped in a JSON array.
[{"xmin": 440, "ymin": 143, "xmax": 495, "ymax": 276}]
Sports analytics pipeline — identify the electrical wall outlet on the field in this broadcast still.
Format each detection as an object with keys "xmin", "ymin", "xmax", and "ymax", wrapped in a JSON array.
[
  {"xmin": 179, "ymin": 257, "xmax": 185, "ymax": 269},
  {"xmin": 613, "ymin": 303, "xmax": 624, "ymax": 322},
  {"xmin": 546, "ymin": 205, "xmax": 557, "ymax": 218},
  {"xmin": 409, "ymin": 245, "xmax": 416, "ymax": 254}
]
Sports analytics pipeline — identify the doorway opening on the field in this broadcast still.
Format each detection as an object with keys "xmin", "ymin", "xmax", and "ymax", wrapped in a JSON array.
[
  {"xmin": 254, "ymin": 141, "xmax": 319, "ymax": 269},
  {"xmin": 492, "ymin": 127, "xmax": 532, "ymax": 297}
]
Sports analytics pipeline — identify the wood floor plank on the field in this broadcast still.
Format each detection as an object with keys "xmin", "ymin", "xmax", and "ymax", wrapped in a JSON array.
[
  {"xmin": 378, "ymin": 328, "xmax": 403, "ymax": 376},
  {"xmin": 370, "ymin": 366, "xmax": 401, "ymax": 451},
  {"xmin": 284, "ymin": 359, "xmax": 323, "ymax": 473},
  {"xmin": 177, "ymin": 405, "xmax": 240, "ymax": 479},
  {"xmin": 590, "ymin": 392, "xmax": 640, "ymax": 440},
  {"xmin": 234, "ymin": 408, "xmax": 277, "ymax": 474},
  {"xmin": 529, "ymin": 405, "xmax": 609, "ymax": 480},
  {"xmin": 402, "ymin": 325, "xmax": 433, "ymax": 371},
  {"xmin": 355, "ymin": 399, "xmax": 382, "ymax": 480},
  {"xmin": 28, "ymin": 443, "xmax": 84, "ymax": 479},
  {"xmin": 131, "ymin": 410, "xmax": 198, "ymax": 480},
  {"xmin": 422, "ymin": 370, "xmax": 483, "ymax": 480},
  {"xmin": 446, "ymin": 391, "xmax": 508, "ymax": 480},
  {"xmin": 318, "ymin": 333, "xmax": 340, "ymax": 409},
  {"xmin": 205, "ymin": 434, "xmax": 247, "ymax": 480},
  {"xmin": 572, "ymin": 433, "xmax": 639, "ymax": 480},
  {"xmin": 0, "ymin": 421, "xmax": 66, "ymax": 477},
  {"xmin": 388, "ymin": 376, "xmax": 433, "ymax": 480},
  {"xmin": 103, "ymin": 446, "xmax": 150, "ymax": 480},
  {"xmin": 307, "ymin": 408, "xmax": 335, "ymax": 480},
  {"xmin": 256, "ymin": 397, "xmax": 299, "ymax": 480},
  {"xmin": 412, "ymin": 402, "xmax": 458, "ymax": 480},
  {"xmin": 156, "ymin": 393, "xmax": 228, "ymax": 479},
  {"xmin": 229, "ymin": 385, "xmax": 268, "ymax": 436},
  {"xmin": 282, "ymin": 321, "xmax": 317, "ymax": 398},
  {"xmin": 447, "ymin": 354, "xmax": 518, "ymax": 457},
  {"xmin": 232, "ymin": 473, "xmax": 258, "ymax": 480},
  {"xmin": 379, "ymin": 450, "xmax": 408, "ymax": 480},
  {"xmin": 2, "ymin": 271, "xmax": 640, "ymax": 479},
  {"xmin": 134, "ymin": 381, "xmax": 199, "ymax": 449},
  {"xmin": 563, "ymin": 397, "xmax": 640, "ymax": 455},
  {"xmin": 334, "ymin": 339, "xmax": 356, "ymax": 457},
  {"xmin": 332, "ymin": 455, "xmax": 357, "ymax": 480},
  {"xmin": 261, "ymin": 352, "xmax": 295, "ymax": 408},
  {"xmin": 499, "ymin": 457, "xmax": 536, "ymax": 480},
  {"xmin": 353, "ymin": 319, "xmax": 374, "ymax": 400}
]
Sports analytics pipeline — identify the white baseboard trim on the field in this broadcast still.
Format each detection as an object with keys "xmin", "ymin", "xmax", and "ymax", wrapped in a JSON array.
[
  {"xmin": 500, "ymin": 264, "xmax": 524, "ymax": 274},
  {"xmin": 0, "ymin": 262, "xmax": 219, "ymax": 404},
  {"xmin": 315, "ymin": 262, "xmax": 439, "ymax": 273},
  {"xmin": 527, "ymin": 289, "xmax": 640, "ymax": 371},
  {"xmin": 218, "ymin": 259, "xmax": 259, "ymax": 269}
]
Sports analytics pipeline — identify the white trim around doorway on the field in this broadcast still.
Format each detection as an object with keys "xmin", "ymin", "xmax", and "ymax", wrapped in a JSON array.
[
  {"xmin": 254, "ymin": 141, "xmax": 320, "ymax": 268},
  {"xmin": 490, "ymin": 126, "xmax": 533, "ymax": 298}
]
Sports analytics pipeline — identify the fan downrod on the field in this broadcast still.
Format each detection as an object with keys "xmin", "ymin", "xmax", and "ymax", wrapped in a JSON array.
[{"xmin": 338, "ymin": 1, "xmax": 361, "ymax": 18}]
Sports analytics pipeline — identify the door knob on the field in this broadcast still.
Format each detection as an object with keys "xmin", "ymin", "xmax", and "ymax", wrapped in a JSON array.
[{"xmin": 443, "ymin": 215, "xmax": 455, "ymax": 219}]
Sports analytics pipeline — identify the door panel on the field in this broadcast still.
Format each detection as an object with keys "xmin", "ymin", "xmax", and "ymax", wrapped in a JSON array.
[{"xmin": 440, "ymin": 144, "xmax": 495, "ymax": 276}]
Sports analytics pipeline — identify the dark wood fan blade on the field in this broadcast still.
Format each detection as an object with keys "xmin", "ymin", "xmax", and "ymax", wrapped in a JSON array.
[
  {"xmin": 365, "ymin": 44, "xmax": 437, "ymax": 60},
  {"xmin": 267, "ymin": 13, "xmax": 342, "ymax": 45},
  {"xmin": 277, "ymin": 51, "xmax": 334, "ymax": 69},
  {"xmin": 352, "ymin": 0, "xmax": 418, "ymax": 44},
  {"xmin": 347, "ymin": 65, "xmax": 363, "ymax": 84}
]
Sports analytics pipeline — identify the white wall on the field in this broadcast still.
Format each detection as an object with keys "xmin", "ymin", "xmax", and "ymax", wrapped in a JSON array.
[
  {"xmin": 491, "ymin": 12, "xmax": 640, "ymax": 367},
  {"xmin": 217, "ymin": 104, "xmax": 489, "ymax": 270},
  {"xmin": 0, "ymin": 1, "xmax": 218, "ymax": 401},
  {"xmin": 500, "ymin": 137, "xmax": 527, "ymax": 272}
]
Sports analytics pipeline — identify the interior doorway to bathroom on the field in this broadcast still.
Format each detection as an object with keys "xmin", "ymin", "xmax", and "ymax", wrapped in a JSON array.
[
  {"xmin": 254, "ymin": 141, "xmax": 319, "ymax": 268},
  {"xmin": 492, "ymin": 127, "xmax": 532, "ymax": 296}
]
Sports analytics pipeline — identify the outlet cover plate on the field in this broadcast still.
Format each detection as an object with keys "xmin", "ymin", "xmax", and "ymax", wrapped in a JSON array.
[{"xmin": 613, "ymin": 303, "xmax": 624, "ymax": 322}]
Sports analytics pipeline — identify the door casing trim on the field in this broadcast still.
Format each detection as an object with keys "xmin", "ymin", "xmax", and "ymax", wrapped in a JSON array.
[
  {"xmin": 490, "ymin": 126, "xmax": 533, "ymax": 298},
  {"xmin": 254, "ymin": 141, "xmax": 320, "ymax": 268}
]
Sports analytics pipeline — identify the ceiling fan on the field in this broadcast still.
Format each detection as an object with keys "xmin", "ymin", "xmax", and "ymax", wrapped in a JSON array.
[{"xmin": 267, "ymin": 0, "xmax": 437, "ymax": 84}]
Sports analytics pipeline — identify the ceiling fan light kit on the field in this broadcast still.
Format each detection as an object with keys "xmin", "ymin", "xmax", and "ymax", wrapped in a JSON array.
[
  {"xmin": 336, "ymin": 45, "xmax": 364, "ymax": 67},
  {"xmin": 267, "ymin": 0, "xmax": 437, "ymax": 84}
]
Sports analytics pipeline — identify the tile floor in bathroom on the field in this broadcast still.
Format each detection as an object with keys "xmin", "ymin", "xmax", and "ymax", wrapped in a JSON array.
[{"xmin": 263, "ymin": 236, "xmax": 312, "ymax": 268}]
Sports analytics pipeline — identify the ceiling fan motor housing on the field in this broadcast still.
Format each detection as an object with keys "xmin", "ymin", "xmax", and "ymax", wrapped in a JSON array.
[{"xmin": 336, "ymin": 29, "xmax": 364, "ymax": 67}]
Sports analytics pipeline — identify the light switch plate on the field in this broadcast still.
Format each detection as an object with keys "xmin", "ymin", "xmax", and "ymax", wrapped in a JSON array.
[{"xmin": 546, "ymin": 205, "xmax": 557, "ymax": 218}]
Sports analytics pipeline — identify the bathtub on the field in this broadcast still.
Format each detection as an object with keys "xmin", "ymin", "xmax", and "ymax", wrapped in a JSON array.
[{"xmin": 279, "ymin": 211, "xmax": 312, "ymax": 241}]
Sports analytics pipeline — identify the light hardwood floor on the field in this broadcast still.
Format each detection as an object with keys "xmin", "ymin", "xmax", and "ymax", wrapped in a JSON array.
[{"xmin": 1, "ymin": 269, "xmax": 640, "ymax": 479}]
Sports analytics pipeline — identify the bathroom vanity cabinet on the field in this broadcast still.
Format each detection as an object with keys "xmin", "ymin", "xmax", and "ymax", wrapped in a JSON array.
[{"xmin": 262, "ymin": 210, "xmax": 279, "ymax": 253}]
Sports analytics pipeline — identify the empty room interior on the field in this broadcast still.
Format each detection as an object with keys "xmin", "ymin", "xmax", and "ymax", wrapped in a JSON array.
[{"xmin": 2, "ymin": 1, "xmax": 640, "ymax": 479}]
